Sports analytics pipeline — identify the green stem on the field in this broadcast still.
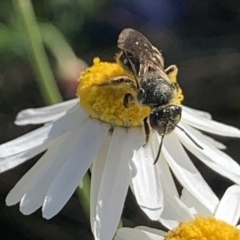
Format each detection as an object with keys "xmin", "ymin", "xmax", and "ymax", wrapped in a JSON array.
[
  {"xmin": 12, "ymin": 0, "xmax": 62, "ymax": 105},
  {"xmin": 76, "ymin": 173, "xmax": 91, "ymax": 220}
]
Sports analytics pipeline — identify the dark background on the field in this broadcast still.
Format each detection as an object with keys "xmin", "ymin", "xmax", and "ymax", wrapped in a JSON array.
[{"xmin": 0, "ymin": 0, "xmax": 240, "ymax": 239}]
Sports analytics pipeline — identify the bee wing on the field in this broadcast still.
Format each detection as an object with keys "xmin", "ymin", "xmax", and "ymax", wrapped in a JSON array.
[{"xmin": 118, "ymin": 28, "xmax": 165, "ymax": 76}]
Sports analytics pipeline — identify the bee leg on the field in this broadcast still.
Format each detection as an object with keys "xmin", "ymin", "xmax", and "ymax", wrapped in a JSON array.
[
  {"xmin": 123, "ymin": 93, "xmax": 134, "ymax": 108},
  {"xmin": 99, "ymin": 76, "xmax": 136, "ymax": 90},
  {"xmin": 143, "ymin": 117, "xmax": 150, "ymax": 146},
  {"xmin": 165, "ymin": 65, "xmax": 178, "ymax": 82},
  {"xmin": 165, "ymin": 65, "xmax": 180, "ymax": 92},
  {"xmin": 98, "ymin": 76, "xmax": 136, "ymax": 108}
]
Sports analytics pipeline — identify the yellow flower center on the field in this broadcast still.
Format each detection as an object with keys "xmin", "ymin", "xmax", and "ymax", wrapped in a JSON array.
[
  {"xmin": 165, "ymin": 216, "xmax": 240, "ymax": 240},
  {"xmin": 77, "ymin": 57, "xmax": 183, "ymax": 127}
]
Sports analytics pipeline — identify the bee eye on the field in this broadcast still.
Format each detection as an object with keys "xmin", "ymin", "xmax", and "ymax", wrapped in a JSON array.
[
  {"xmin": 169, "ymin": 105, "xmax": 181, "ymax": 118},
  {"xmin": 170, "ymin": 107, "xmax": 175, "ymax": 115},
  {"xmin": 149, "ymin": 109, "xmax": 165, "ymax": 134}
]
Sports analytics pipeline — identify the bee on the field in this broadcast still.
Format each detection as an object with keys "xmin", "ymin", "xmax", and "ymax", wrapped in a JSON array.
[{"xmin": 116, "ymin": 28, "xmax": 201, "ymax": 164}]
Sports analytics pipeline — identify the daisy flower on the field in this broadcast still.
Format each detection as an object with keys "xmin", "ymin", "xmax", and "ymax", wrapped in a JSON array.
[
  {"xmin": 115, "ymin": 185, "xmax": 240, "ymax": 240},
  {"xmin": 1, "ymin": 58, "xmax": 240, "ymax": 240}
]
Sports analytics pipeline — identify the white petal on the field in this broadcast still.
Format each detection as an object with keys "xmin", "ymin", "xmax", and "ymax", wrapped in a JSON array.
[
  {"xmin": 19, "ymin": 138, "xmax": 64, "ymax": 214},
  {"xmin": 160, "ymin": 171, "xmax": 194, "ymax": 229},
  {"xmin": 180, "ymin": 188, "xmax": 213, "ymax": 216},
  {"xmin": 15, "ymin": 99, "xmax": 79, "ymax": 125},
  {"xmin": 18, "ymin": 125, "xmax": 83, "ymax": 215},
  {"xmin": 6, "ymin": 135, "xmax": 65, "ymax": 206},
  {"xmin": 186, "ymin": 126, "xmax": 226, "ymax": 149},
  {"xmin": 93, "ymin": 127, "xmax": 130, "ymax": 240},
  {"xmin": 215, "ymin": 185, "xmax": 240, "ymax": 225},
  {"xmin": 0, "ymin": 107, "xmax": 87, "ymax": 158},
  {"xmin": 158, "ymin": 155, "xmax": 193, "ymax": 229},
  {"xmin": 115, "ymin": 227, "xmax": 164, "ymax": 240},
  {"xmin": 42, "ymin": 119, "xmax": 109, "ymax": 219},
  {"xmin": 157, "ymin": 151, "xmax": 178, "ymax": 197},
  {"xmin": 182, "ymin": 106, "xmax": 212, "ymax": 119},
  {"xmin": 90, "ymin": 135, "xmax": 111, "ymax": 234},
  {"xmin": 128, "ymin": 127, "xmax": 145, "ymax": 178},
  {"xmin": 131, "ymin": 131, "xmax": 163, "ymax": 220},
  {"xmin": 159, "ymin": 191, "xmax": 194, "ymax": 229},
  {"xmin": 163, "ymin": 133, "xmax": 219, "ymax": 213},
  {"xmin": 0, "ymin": 140, "xmax": 50, "ymax": 173},
  {"xmin": 136, "ymin": 226, "xmax": 166, "ymax": 238},
  {"xmin": 177, "ymin": 124, "xmax": 240, "ymax": 185},
  {"xmin": 181, "ymin": 109, "xmax": 240, "ymax": 137}
]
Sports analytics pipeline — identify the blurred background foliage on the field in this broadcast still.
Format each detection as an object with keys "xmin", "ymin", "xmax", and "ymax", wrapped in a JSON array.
[{"xmin": 0, "ymin": 0, "xmax": 240, "ymax": 239}]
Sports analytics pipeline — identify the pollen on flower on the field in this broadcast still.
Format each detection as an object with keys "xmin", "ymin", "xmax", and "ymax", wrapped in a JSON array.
[
  {"xmin": 77, "ymin": 58, "xmax": 150, "ymax": 127},
  {"xmin": 166, "ymin": 65, "xmax": 184, "ymax": 105},
  {"xmin": 165, "ymin": 216, "xmax": 240, "ymax": 240}
]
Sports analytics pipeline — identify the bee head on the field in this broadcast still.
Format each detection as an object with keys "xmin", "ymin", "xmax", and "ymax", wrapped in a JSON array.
[{"xmin": 149, "ymin": 105, "xmax": 182, "ymax": 135}]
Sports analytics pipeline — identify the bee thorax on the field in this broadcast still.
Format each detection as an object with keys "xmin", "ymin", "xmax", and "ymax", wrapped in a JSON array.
[{"xmin": 138, "ymin": 77, "xmax": 174, "ymax": 108}]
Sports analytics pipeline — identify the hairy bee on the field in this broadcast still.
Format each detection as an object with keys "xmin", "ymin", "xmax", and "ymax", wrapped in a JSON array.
[{"xmin": 117, "ymin": 28, "xmax": 182, "ymax": 163}]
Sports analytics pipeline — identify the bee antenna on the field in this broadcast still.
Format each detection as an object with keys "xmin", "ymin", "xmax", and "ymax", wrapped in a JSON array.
[
  {"xmin": 154, "ymin": 121, "xmax": 170, "ymax": 165},
  {"xmin": 175, "ymin": 125, "xmax": 204, "ymax": 150},
  {"xmin": 153, "ymin": 123, "xmax": 203, "ymax": 165},
  {"xmin": 154, "ymin": 134, "xmax": 165, "ymax": 165}
]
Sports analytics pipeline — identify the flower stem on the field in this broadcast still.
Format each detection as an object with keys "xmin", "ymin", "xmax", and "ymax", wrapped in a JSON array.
[
  {"xmin": 76, "ymin": 173, "xmax": 91, "ymax": 220},
  {"xmin": 12, "ymin": 0, "xmax": 62, "ymax": 105}
]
